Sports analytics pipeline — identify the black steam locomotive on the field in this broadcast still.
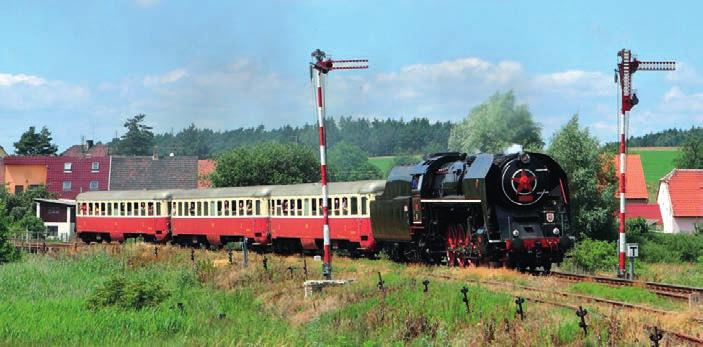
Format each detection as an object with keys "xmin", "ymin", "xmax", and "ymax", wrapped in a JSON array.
[{"xmin": 370, "ymin": 151, "xmax": 574, "ymax": 271}]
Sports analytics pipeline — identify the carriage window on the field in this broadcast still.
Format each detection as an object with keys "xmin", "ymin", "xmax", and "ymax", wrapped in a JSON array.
[
  {"xmin": 203, "ymin": 201, "xmax": 209, "ymax": 216},
  {"xmin": 361, "ymin": 197, "xmax": 368, "ymax": 215},
  {"xmin": 148, "ymin": 202, "xmax": 154, "ymax": 216},
  {"xmin": 195, "ymin": 202, "xmax": 201, "ymax": 216},
  {"xmin": 342, "ymin": 197, "xmax": 350, "ymax": 215},
  {"xmin": 351, "ymin": 197, "xmax": 358, "ymax": 215},
  {"xmin": 125, "ymin": 203, "xmax": 132, "ymax": 216},
  {"xmin": 222, "ymin": 201, "xmax": 229, "ymax": 216},
  {"xmin": 333, "ymin": 198, "xmax": 340, "ymax": 216},
  {"xmin": 311, "ymin": 198, "xmax": 318, "ymax": 216},
  {"xmin": 245, "ymin": 200, "xmax": 252, "ymax": 216},
  {"xmin": 296, "ymin": 199, "xmax": 303, "ymax": 216},
  {"xmin": 107, "ymin": 203, "xmax": 112, "ymax": 216},
  {"xmin": 216, "ymin": 201, "xmax": 222, "ymax": 216},
  {"xmin": 138, "ymin": 202, "xmax": 144, "ymax": 216},
  {"xmin": 255, "ymin": 200, "xmax": 261, "ymax": 215}
]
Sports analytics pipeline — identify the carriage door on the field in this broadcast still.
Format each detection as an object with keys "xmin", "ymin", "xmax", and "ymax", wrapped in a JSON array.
[{"xmin": 411, "ymin": 175, "xmax": 423, "ymax": 224}]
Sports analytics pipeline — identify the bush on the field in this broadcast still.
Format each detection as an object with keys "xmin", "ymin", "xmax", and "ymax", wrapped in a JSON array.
[
  {"xmin": 562, "ymin": 238, "xmax": 617, "ymax": 273},
  {"xmin": 87, "ymin": 275, "xmax": 169, "ymax": 310}
]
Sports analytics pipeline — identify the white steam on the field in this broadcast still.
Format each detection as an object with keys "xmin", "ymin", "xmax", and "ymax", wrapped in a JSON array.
[{"xmin": 504, "ymin": 144, "xmax": 523, "ymax": 154}]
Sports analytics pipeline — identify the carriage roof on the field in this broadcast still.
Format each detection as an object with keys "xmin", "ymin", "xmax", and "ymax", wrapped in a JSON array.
[
  {"xmin": 76, "ymin": 190, "xmax": 176, "ymax": 201},
  {"xmin": 170, "ymin": 180, "xmax": 387, "ymax": 199},
  {"xmin": 77, "ymin": 180, "xmax": 387, "ymax": 202}
]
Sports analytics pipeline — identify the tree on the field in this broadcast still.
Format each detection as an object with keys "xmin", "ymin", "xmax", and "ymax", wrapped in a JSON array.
[
  {"xmin": 211, "ymin": 142, "xmax": 319, "ymax": 187},
  {"xmin": 327, "ymin": 141, "xmax": 383, "ymax": 182},
  {"xmin": 448, "ymin": 91, "xmax": 543, "ymax": 153},
  {"xmin": 0, "ymin": 202, "xmax": 20, "ymax": 263},
  {"xmin": 116, "ymin": 114, "xmax": 154, "ymax": 156},
  {"xmin": 176, "ymin": 123, "xmax": 211, "ymax": 159},
  {"xmin": 14, "ymin": 126, "xmax": 58, "ymax": 155},
  {"xmin": 547, "ymin": 115, "xmax": 617, "ymax": 240},
  {"xmin": 675, "ymin": 131, "xmax": 703, "ymax": 169}
]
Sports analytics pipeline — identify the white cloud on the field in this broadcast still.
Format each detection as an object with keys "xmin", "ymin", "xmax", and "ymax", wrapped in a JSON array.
[
  {"xmin": 143, "ymin": 68, "xmax": 188, "ymax": 86},
  {"xmin": 0, "ymin": 73, "xmax": 46, "ymax": 87},
  {"xmin": 665, "ymin": 62, "xmax": 700, "ymax": 84},
  {"xmin": 662, "ymin": 86, "xmax": 703, "ymax": 112},
  {"xmin": 0, "ymin": 72, "xmax": 88, "ymax": 111},
  {"xmin": 532, "ymin": 70, "xmax": 612, "ymax": 97}
]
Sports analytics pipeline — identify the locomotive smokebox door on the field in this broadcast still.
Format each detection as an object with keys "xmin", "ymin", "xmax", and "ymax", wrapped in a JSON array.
[{"xmin": 412, "ymin": 196, "xmax": 422, "ymax": 224}]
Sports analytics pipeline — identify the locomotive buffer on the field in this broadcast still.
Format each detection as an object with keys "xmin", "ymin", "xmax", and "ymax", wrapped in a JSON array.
[{"xmin": 310, "ymin": 49, "xmax": 368, "ymax": 279}]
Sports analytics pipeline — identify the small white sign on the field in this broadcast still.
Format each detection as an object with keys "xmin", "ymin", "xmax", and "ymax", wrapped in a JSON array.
[{"xmin": 627, "ymin": 243, "xmax": 639, "ymax": 258}]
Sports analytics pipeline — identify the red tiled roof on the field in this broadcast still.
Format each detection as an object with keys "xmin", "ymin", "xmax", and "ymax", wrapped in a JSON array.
[
  {"xmin": 198, "ymin": 159, "xmax": 216, "ymax": 188},
  {"xmin": 660, "ymin": 169, "xmax": 703, "ymax": 217},
  {"xmin": 613, "ymin": 154, "xmax": 649, "ymax": 200},
  {"xmin": 626, "ymin": 203, "xmax": 662, "ymax": 224},
  {"xmin": 61, "ymin": 144, "xmax": 109, "ymax": 157}
]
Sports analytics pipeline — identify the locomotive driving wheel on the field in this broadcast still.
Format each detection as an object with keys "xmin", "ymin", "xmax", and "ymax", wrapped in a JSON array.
[
  {"xmin": 445, "ymin": 224, "xmax": 469, "ymax": 267},
  {"xmin": 445, "ymin": 224, "xmax": 457, "ymax": 266}
]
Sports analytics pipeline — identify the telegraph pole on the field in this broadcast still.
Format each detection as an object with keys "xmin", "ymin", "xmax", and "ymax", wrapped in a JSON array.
[
  {"xmin": 310, "ymin": 49, "xmax": 368, "ymax": 279},
  {"xmin": 615, "ymin": 49, "xmax": 674, "ymax": 277}
]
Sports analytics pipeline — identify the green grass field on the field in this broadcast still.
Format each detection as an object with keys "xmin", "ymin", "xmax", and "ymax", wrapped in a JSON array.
[
  {"xmin": 0, "ymin": 244, "xmax": 670, "ymax": 345},
  {"xmin": 368, "ymin": 156, "xmax": 397, "ymax": 175},
  {"xmin": 629, "ymin": 147, "xmax": 679, "ymax": 200}
]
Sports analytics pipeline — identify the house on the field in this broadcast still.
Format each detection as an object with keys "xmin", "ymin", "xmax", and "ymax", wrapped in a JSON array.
[
  {"xmin": 109, "ymin": 156, "xmax": 198, "ymax": 190},
  {"xmin": 0, "ymin": 146, "xmax": 7, "ymax": 157},
  {"xmin": 657, "ymin": 169, "xmax": 703, "ymax": 233},
  {"xmin": 3, "ymin": 156, "xmax": 49, "ymax": 194},
  {"xmin": 3, "ymin": 156, "xmax": 111, "ymax": 199},
  {"xmin": 34, "ymin": 198, "xmax": 76, "ymax": 242},
  {"xmin": 613, "ymin": 154, "xmax": 649, "ymax": 203},
  {"xmin": 198, "ymin": 159, "xmax": 216, "ymax": 188}
]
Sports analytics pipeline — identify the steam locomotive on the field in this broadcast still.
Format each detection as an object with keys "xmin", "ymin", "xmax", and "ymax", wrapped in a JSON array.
[
  {"xmin": 371, "ymin": 151, "xmax": 573, "ymax": 271},
  {"xmin": 76, "ymin": 151, "xmax": 573, "ymax": 270}
]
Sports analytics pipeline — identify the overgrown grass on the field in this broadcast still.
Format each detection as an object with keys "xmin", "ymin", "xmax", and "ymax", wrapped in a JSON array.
[
  {"xmin": 567, "ymin": 282, "xmax": 679, "ymax": 310},
  {"xmin": 0, "ymin": 244, "xmax": 686, "ymax": 345}
]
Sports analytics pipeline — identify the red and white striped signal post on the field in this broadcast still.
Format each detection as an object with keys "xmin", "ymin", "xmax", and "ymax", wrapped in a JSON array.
[
  {"xmin": 615, "ymin": 49, "xmax": 674, "ymax": 277},
  {"xmin": 310, "ymin": 49, "xmax": 368, "ymax": 279}
]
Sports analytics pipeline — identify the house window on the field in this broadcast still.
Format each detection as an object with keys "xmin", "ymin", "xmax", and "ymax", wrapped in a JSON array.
[
  {"xmin": 46, "ymin": 226, "xmax": 58, "ymax": 238},
  {"xmin": 48, "ymin": 207, "xmax": 61, "ymax": 215},
  {"xmin": 64, "ymin": 162, "xmax": 72, "ymax": 173},
  {"xmin": 89, "ymin": 181, "xmax": 99, "ymax": 190},
  {"xmin": 91, "ymin": 162, "xmax": 100, "ymax": 172},
  {"xmin": 62, "ymin": 181, "xmax": 72, "ymax": 191},
  {"xmin": 14, "ymin": 185, "xmax": 24, "ymax": 194}
]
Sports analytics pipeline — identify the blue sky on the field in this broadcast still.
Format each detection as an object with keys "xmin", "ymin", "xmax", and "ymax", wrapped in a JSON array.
[{"xmin": 0, "ymin": 1, "xmax": 700, "ymax": 152}]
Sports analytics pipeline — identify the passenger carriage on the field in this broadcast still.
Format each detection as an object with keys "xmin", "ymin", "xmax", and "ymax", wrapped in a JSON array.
[
  {"xmin": 76, "ymin": 190, "xmax": 173, "ymax": 243},
  {"xmin": 169, "ymin": 187, "xmax": 270, "ymax": 246},
  {"xmin": 267, "ymin": 180, "xmax": 385, "ymax": 253}
]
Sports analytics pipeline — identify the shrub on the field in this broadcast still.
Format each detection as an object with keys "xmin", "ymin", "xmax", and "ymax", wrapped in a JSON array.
[
  {"xmin": 562, "ymin": 238, "xmax": 617, "ymax": 273},
  {"xmin": 87, "ymin": 275, "xmax": 169, "ymax": 310}
]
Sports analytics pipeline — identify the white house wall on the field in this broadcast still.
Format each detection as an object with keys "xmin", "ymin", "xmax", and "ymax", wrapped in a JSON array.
[{"xmin": 657, "ymin": 182, "xmax": 674, "ymax": 233}]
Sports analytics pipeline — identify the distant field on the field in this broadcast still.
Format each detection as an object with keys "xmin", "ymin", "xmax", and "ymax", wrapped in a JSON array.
[
  {"xmin": 629, "ymin": 147, "xmax": 679, "ymax": 200},
  {"xmin": 368, "ymin": 156, "xmax": 397, "ymax": 175},
  {"xmin": 368, "ymin": 155, "xmax": 422, "ymax": 176}
]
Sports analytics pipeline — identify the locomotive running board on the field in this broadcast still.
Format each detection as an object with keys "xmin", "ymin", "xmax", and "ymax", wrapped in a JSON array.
[{"xmin": 420, "ymin": 199, "xmax": 482, "ymax": 203}]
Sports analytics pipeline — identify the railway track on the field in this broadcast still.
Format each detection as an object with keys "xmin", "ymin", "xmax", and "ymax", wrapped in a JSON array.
[
  {"xmin": 10, "ymin": 240, "xmax": 117, "ymax": 253},
  {"xmin": 550, "ymin": 271, "xmax": 703, "ymax": 303},
  {"xmin": 430, "ymin": 273, "xmax": 703, "ymax": 345}
]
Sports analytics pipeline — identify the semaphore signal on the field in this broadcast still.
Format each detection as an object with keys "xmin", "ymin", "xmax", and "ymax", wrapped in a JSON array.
[
  {"xmin": 310, "ymin": 49, "xmax": 368, "ymax": 280},
  {"xmin": 615, "ymin": 49, "xmax": 674, "ymax": 278}
]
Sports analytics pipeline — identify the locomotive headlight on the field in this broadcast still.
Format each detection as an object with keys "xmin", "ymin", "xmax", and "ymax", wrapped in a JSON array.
[
  {"xmin": 512, "ymin": 229, "xmax": 520, "ymax": 237},
  {"xmin": 520, "ymin": 153, "xmax": 530, "ymax": 164},
  {"xmin": 552, "ymin": 227, "xmax": 560, "ymax": 235}
]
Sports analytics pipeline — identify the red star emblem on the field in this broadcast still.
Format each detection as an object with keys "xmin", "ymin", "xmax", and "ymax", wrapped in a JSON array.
[{"xmin": 512, "ymin": 169, "xmax": 536, "ymax": 194}]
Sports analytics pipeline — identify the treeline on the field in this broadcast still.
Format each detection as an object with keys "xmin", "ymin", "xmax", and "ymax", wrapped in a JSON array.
[
  {"xmin": 626, "ymin": 126, "xmax": 702, "ymax": 147},
  {"xmin": 152, "ymin": 117, "xmax": 452, "ymax": 159}
]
